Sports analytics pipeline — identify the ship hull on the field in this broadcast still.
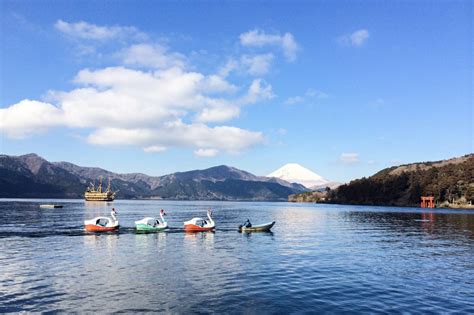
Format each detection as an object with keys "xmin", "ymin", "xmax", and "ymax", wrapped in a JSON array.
[
  {"xmin": 84, "ymin": 192, "xmax": 115, "ymax": 202},
  {"xmin": 85, "ymin": 196, "xmax": 115, "ymax": 202}
]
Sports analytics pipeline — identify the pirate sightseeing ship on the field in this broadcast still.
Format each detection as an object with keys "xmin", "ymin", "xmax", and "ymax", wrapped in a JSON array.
[{"xmin": 84, "ymin": 178, "xmax": 117, "ymax": 201}]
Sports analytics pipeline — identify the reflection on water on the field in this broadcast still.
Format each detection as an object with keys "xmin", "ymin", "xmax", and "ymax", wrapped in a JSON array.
[
  {"xmin": 134, "ymin": 231, "xmax": 168, "ymax": 250},
  {"xmin": 84, "ymin": 200, "xmax": 115, "ymax": 209},
  {"xmin": 83, "ymin": 233, "xmax": 120, "ymax": 253},
  {"xmin": 241, "ymin": 231, "xmax": 274, "ymax": 238},
  {"xmin": 183, "ymin": 231, "xmax": 216, "ymax": 260},
  {"xmin": 0, "ymin": 200, "xmax": 473, "ymax": 313}
]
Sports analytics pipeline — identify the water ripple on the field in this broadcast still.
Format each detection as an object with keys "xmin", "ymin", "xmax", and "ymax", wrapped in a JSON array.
[{"xmin": 0, "ymin": 200, "xmax": 473, "ymax": 313}]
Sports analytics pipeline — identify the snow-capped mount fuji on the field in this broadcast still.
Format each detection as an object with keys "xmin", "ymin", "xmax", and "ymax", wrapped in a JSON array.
[{"xmin": 266, "ymin": 163, "xmax": 329, "ymax": 189}]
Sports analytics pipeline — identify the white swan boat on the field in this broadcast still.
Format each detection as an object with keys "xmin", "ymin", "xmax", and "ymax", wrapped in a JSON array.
[{"xmin": 84, "ymin": 208, "xmax": 119, "ymax": 232}]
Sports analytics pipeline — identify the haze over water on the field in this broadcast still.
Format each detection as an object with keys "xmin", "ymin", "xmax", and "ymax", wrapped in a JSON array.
[{"xmin": 1, "ymin": 200, "xmax": 473, "ymax": 313}]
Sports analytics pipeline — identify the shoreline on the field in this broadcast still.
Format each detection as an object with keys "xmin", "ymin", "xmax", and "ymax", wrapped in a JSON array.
[
  {"xmin": 1, "ymin": 197, "xmax": 474, "ymax": 210},
  {"xmin": 290, "ymin": 200, "xmax": 474, "ymax": 210}
]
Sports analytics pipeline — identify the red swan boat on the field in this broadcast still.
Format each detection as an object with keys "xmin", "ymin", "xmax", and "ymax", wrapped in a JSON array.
[
  {"xmin": 184, "ymin": 210, "xmax": 215, "ymax": 231},
  {"xmin": 84, "ymin": 209, "xmax": 120, "ymax": 232}
]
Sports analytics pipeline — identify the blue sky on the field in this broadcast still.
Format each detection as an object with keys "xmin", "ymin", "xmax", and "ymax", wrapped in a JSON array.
[{"xmin": 1, "ymin": 0, "xmax": 472, "ymax": 182}]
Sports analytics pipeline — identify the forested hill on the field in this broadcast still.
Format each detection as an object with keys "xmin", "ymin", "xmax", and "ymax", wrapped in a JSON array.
[{"xmin": 328, "ymin": 154, "xmax": 474, "ymax": 207}]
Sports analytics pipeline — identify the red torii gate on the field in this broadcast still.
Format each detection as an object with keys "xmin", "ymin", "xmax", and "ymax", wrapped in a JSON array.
[{"xmin": 420, "ymin": 196, "xmax": 434, "ymax": 208}]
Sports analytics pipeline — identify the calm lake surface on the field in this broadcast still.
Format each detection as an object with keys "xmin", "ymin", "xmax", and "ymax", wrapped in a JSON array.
[{"xmin": 0, "ymin": 199, "xmax": 473, "ymax": 313}]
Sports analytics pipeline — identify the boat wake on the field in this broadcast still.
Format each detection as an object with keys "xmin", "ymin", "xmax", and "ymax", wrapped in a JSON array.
[{"xmin": 0, "ymin": 226, "xmax": 262, "ymax": 238}]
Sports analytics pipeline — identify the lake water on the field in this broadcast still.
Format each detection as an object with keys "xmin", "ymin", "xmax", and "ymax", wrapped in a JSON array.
[{"xmin": 0, "ymin": 199, "xmax": 473, "ymax": 313}]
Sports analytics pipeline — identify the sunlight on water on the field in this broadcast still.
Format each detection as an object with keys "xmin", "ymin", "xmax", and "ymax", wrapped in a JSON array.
[{"xmin": 0, "ymin": 199, "xmax": 473, "ymax": 313}]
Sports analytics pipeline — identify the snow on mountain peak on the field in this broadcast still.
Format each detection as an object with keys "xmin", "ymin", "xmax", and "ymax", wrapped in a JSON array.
[{"xmin": 266, "ymin": 163, "xmax": 329, "ymax": 189}]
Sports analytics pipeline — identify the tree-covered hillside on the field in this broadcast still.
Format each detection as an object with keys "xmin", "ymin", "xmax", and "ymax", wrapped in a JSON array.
[{"xmin": 328, "ymin": 154, "xmax": 474, "ymax": 207}]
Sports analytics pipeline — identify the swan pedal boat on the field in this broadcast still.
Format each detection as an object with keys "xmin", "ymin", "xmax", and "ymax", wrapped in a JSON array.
[
  {"xmin": 84, "ymin": 209, "xmax": 119, "ymax": 232},
  {"xmin": 135, "ymin": 209, "xmax": 168, "ymax": 232},
  {"xmin": 239, "ymin": 221, "xmax": 275, "ymax": 232},
  {"xmin": 184, "ymin": 210, "xmax": 215, "ymax": 232}
]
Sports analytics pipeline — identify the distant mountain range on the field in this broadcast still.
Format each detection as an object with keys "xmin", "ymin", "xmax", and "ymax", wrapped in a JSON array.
[{"xmin": 0, "ymin": 153, "xmax": 308, "ymax": 201}]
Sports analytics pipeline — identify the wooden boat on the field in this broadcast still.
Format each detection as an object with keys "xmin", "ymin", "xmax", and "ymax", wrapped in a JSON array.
[
  {"xmin": 184, "ymin": 210, "xmax": 215, "ymax": 231},
  {"xmin": 239, "ymin": 221, "xmax": 275, "ymax": 232},
  {"xmin": 40, "ymin": 204, "xmax": 63, "ymax": 208},
  {"xmin": 84, "ymin": 209, "xmax": 119, "ymax": 232},
  {"xmin": 135, "ymin": 209, "xmax": 168, "ymax": 232}
]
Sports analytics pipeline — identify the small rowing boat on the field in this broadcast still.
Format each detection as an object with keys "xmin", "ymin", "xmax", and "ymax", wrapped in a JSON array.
[
  {"xmin": 184, "ymin": 209, "xmax": 215, "ymax": 231},
  {"xmin": 239, "ymin": 221, "xmax": 275, "ymax": 232},
  {"xmin": 40, "ymin": 204, "xmax": 63, "ymax": 208},
  {"xmin": 135, "ymin": 209, "xmax": 168, "ymax": 232},
  {"xmin": 84, "ymin": 208, "xmax": 119, "ymax": 232}
]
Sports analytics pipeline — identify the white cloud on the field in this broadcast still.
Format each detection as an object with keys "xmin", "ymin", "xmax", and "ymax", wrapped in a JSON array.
[
  {"xmin": 201, "ymin": 75, "xmax": 238, "ymax": 94},
  {"xmin": 86, "ymin": 123, "xmax": 263, "ymax": 153},
  {"xmin": 55, "ymin": 19, "xmax": 146, "ymax": 41},
  {"xmin": 120, "ymin": 44, "xmax": 186, "ymax": 69},
  {"xmin": 284, "ymin": 88, "xmax": 328, "ymax": 105},
  {"xmin": 284, "ymin": 96, "xmax": 305, "ymax": 105},
  {"xmin": 240, "ymin": 29, "xmax": 299, "ymax": 61},
  {"xmin": 218, "ymin": 54, "xmax": 274, "ymax": 77},
  {"xmin": 218, "ymin": 59, "xmax": 239, "ymax": 77},
  {"xmin": 350, "ymin": 29, "xmax": 370, "ymax": 46},
  {"xmin": 337, "ymin": 29, "xmax": 369, "ymax": 47},
  {"xmin": 195, "ymin": 106, "xmax": 240, "ymax": 123},
  {"xmin": 196, "ymin": 79, "xmax": 273, "ymax": 122},
  {"xmin": 1, "ymin": 66, "xmax": 268, "ymax": 153},
  {"xmin": 194, "ymin": 148, "xmax": 219, "ymax": 157},
  {"xmin": 240, "ymin": 54, "xmax": 274, "ymax": 76},
  {"xmin": 0, "ymin": 100, "xmax": 63, "ymax": 138},
  {"xmin": 1, "ymin": 21, "xmax": 286, "ymax": 156},
  {"xmin": 277, "ymin": 128, "xmax": 287, "ymax": 136},
  {"xmin": 306, "ymin": 88, "xmax": 329, "ymax": 99},
  {"xmin": 143, "ymin": 145, "xmax": 167, "ymax": 153},
  {"xmin": 240, "ymin": 79, "xmax": 274, "ymax": 104},
  {"xmin": 340, "ymin": 153, "xmax": 360, "ymax": 164}
]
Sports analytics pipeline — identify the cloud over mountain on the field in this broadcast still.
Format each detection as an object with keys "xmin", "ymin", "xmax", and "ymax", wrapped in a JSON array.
[
  {"xmin": 1, "ymin": 66, "xmax": 269, "ymax": 153},
  {"xmin": 0, "ymin": 21, "xmax": 285, "ymax": 156}
]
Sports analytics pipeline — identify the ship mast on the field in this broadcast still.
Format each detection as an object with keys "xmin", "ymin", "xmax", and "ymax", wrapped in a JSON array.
[{"xmin": 98, "ymin": 177, "xmax": 103, "ymax": 193}]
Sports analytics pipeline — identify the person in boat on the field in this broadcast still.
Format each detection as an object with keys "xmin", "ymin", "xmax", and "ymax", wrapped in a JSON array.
[{"xmin": 244, "ymin": 219, "xmax": 252, "ymax": 228}]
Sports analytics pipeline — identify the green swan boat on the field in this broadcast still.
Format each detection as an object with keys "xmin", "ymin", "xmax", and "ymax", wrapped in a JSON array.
[{"xmin": 135, "ymin": 209, "xmax": 168, "ymax": 232}]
